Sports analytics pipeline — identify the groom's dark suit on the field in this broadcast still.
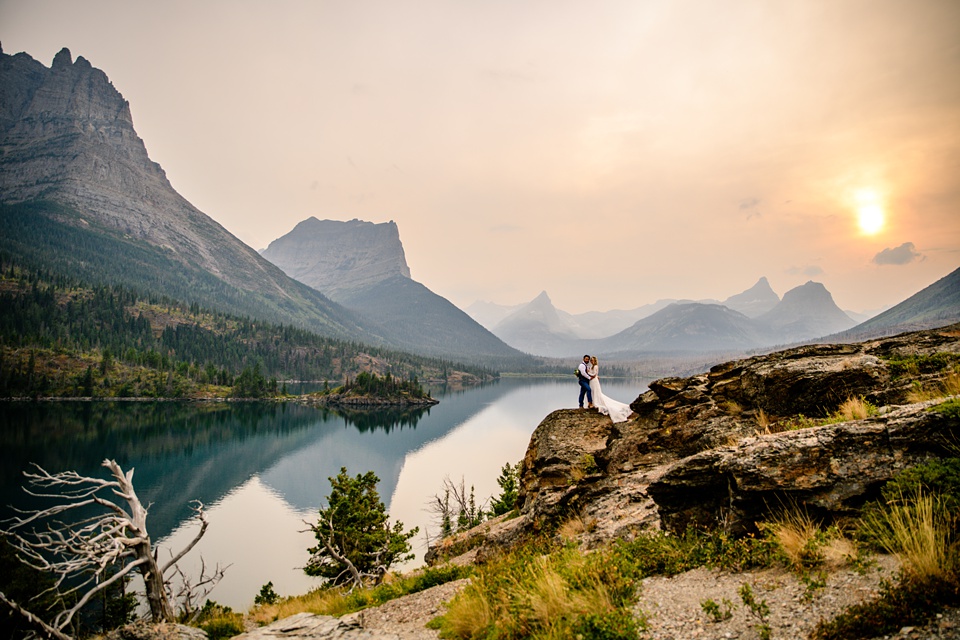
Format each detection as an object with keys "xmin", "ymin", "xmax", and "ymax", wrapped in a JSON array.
[{"xmin": 578, "ymin": 359, "xmax": 593, "ymax": 407}]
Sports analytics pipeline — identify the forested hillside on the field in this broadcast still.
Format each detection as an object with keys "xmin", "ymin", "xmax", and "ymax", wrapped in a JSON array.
[{"xmin": 0, "ymin": 258, "xmax": 499, "ymax": 398}]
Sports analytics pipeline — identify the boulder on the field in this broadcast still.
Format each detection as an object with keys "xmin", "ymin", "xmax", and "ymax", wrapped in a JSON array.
[
  {"xmin": 103, "ymin": 621, "xmax": 207, "ymax": 640},
  {"xmin": 647, "ymin": 399, "xmax": 959, "ymax": 534},
  {"xmin": 233, "ymin": 612, "xmax": 399, "ymax": 639}
]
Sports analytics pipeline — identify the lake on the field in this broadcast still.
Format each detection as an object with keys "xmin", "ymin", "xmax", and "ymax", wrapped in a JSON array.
[{"xmin": 0, "ymin": 376, "xmax": 648, "ymax": 609}]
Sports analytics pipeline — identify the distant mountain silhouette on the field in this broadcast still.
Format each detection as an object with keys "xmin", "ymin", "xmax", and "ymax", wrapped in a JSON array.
[
  {"xmin": 490, "ymin": 292, "xmax": 582, "ymax": 357},
  {"xmin": 828, "ymin": 266, "xmax": 960, "ymax": 341},
  {"xmin": 755, "ymin": 281, "xmax": 855, "ymax": 344},
  {"xmin": 465, "ymin": 299, "xmax": 525, "ymax": 329},
  {"xmin": 262, "ymin": 218, "xmax": 525, "ymax": 364},
  {"xmin": 262, "ymin": 218, "xmax": 411, "ymax": 301},
  {"xmin": 481, "ymin": 279, "xmax": 866, "ymax": 357}
]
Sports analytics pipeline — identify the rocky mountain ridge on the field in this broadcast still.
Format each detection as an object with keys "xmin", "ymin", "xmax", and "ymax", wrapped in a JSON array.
[{"xmin": 0, "ymin": 46, "xmax": 364, "ymax": 338}]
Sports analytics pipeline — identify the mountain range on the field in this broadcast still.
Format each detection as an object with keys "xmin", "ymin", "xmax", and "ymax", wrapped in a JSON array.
[
  {"xmin": 261, "ymin": 217, "xmax": 523, "ymax": 361},
  {"xmin": 0, "ymin": 46, "xmax": 525, "ymax": 367},
  {"xmin": 1, "ymin": 45, "xmax": 957, "ymax": 369},
  {"xmin": 470, "ymin": 272, "xmax": 960, "ymax": 358}
]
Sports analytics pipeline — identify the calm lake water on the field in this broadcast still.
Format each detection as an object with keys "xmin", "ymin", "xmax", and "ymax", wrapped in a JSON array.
[{"xmin": 0, "ymin": 377, "xmax": 648, "ymax": 609}]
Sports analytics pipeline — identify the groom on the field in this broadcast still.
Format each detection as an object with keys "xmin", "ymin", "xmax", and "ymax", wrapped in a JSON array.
[{"xmin": 577, "ymin": 354, "xmax": 593, "ymax": 408}]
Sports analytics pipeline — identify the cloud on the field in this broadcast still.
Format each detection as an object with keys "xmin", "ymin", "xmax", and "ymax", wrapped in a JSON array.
[
  {"xmin": 786, "ymin": 264, "xmax": 824, "ymax": 277},
  {"xmin": 873, "ymin": 242, "xmax": 922, "ymax": 266},
  {"xmin": 739, "ymin": 197, "xmax": 761, "ymax": 219}
]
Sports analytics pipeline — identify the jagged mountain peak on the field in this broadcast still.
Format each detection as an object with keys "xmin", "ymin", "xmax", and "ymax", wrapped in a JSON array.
[
  {"xmin": 530, "ymin": 290, "xmax": 554, "ymax": 306},
  {"xmin": 52, "ymin": 47, "xmax": 72, "ymax": 68},
  {"xmin": 723, "ymin": 276, "xmax": 780, "ymax": 318}
]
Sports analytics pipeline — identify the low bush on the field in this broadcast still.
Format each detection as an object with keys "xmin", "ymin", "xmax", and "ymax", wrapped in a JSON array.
[
  {"xmin": 430, "ymin": 542, "xmax": 643, "ymax": 639},
  {"xmin": 811, "ymin": 572, "xmax": 960, "ymax": 640}
]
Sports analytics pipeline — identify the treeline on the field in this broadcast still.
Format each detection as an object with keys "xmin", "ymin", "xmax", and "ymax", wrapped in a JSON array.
[
  {"xmin": 338, "ymin": 370, "xmax": 431, "ymax": 400},
  {"xmin": 0, "ymin": 259, "xmax": 498, "ymax": 398}
]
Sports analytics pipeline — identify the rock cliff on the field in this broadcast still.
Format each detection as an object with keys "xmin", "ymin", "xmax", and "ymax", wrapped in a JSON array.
[
  {"xmin": 0, "ymin": 46, "xmax": 363, "ymax": 338},
  {"xmin": 428, "ymin": 323, "xmax": 960, "ymax": 562},
  {"xmin": 262, "ymin": 218, "xmax": 411, "ymax": 303},
  {"xmin": 1, "ymin": 47, "xmax": 241, "ymax": 282}
]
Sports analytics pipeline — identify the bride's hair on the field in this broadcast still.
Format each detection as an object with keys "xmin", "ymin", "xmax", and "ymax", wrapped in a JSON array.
[{"xmin": 591, "ymin": 356, "xmax": 598, "ymax": 365}]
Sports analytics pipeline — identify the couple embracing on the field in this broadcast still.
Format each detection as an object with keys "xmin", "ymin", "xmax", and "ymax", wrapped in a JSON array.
[{"xmin": 577, "ymin": 355, "xmax": 633, "ymax": 423}]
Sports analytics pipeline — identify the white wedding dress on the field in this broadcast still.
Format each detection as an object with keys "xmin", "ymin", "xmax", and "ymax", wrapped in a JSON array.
[{"xmin": 588, "ymin": 365, "xmax": 633, "ymax": 423}]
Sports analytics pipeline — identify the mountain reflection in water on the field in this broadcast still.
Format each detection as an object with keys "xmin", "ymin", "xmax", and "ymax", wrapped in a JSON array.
[{"xmin": 0, "ymin": 377, "xmax": 648, "ymax": 608}]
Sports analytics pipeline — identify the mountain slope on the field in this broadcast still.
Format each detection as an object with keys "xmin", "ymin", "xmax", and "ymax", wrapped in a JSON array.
[
  {"xmin": 830, "ymin": 265, "xmax": 960, "ymax": 340},
  {"xmin": 595, "ymin": 303, "xmax": 762, "ymax": 354},
  {"xmin": 262, "ymin": 217, "xmax": 526, "ymax": 363},
  {"xmin": 0, "ymin": 47, "xmax": 368, "ymax": 340}
]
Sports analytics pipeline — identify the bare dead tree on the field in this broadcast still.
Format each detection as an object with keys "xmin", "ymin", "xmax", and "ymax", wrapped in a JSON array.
[
  {"xmin": 169, "ymin": 556, "xmax": 230, "ymax": 623},
  {"xmin": 426, "ymin": 475, "xmax": 486, "ymax": 539},
  {"xmin": 0, "ymin": 459, "xmax": 218, "ymax": 635}
]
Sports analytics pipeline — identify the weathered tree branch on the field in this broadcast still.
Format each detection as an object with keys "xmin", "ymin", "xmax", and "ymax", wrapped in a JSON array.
[
  {"xmin": 0, "ymin": 590, "xmax": 73, "ymax": 640},
  {"xmin": 1, "ymin": 459, "xmax": 217, "ymax": 633}
]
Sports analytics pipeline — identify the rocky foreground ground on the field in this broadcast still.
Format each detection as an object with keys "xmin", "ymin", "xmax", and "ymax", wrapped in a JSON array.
[{"xmin": 222, "ymin": 557, "xmax": 960, "ymax": 639}]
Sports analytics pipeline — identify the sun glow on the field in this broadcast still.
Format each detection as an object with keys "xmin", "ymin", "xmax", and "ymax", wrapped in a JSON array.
[{"xmin": 855, "ymin": 190, "xmax": 885, "ymax": 235}]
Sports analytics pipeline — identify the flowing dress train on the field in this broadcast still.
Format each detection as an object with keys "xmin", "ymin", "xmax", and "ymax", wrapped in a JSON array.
[{"xmin": 588, "ymin": 365, "xmax": 633, "ymax": 423}]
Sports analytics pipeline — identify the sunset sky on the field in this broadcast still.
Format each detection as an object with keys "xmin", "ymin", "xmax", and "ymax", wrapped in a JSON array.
[{"xmin": 3, "ymin": 0, "xmax": 959, "ymax": 315}]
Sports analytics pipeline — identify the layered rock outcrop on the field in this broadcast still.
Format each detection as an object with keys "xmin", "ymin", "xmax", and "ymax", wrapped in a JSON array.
[{"xmin": 427, "ymin": 324, "xmax": 960, "ymax": 562}]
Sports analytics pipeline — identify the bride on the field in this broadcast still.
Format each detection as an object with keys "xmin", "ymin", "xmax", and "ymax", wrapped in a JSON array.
[{"xmin": 588, "ymin": 356, "xmax": 633, "ymax": 423}]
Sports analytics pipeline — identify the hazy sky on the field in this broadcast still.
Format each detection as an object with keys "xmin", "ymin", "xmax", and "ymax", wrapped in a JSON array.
[{"xmin": 3, "ymin": 0, "xmax": 959, "ymax": 314}]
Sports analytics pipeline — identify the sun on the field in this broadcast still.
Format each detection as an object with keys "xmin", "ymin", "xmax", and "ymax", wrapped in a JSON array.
[{"xmin": 855, "ymin": 190, "xmax": 885, "ymax": 235}]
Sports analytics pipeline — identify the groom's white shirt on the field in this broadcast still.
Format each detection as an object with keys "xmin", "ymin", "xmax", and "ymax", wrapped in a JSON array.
[{"xmin": 578, "ymin": 362, "xmax": 591, "ymax": 379}]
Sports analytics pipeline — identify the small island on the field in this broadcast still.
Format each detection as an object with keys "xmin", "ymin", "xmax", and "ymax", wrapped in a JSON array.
[{"xmin": 301, "ymin": 371, "xmax": 439, "ymax": 407}]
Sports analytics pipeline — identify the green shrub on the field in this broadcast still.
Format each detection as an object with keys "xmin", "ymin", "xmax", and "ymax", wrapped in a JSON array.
[
  {"xmin": 866, "ymin": 458, "xmax": 960, "ymax": 518},
  {"xmin": 196, "ymin": 601, "xmax": 244, "ymax": 640},
  {"xmin": 254, "ymin": 581, "xmax": 280, "ymax": 606},
  {"xmin": 886, "ymin": 353, "xmax": 958, "ymax": 378},
  {"xmin": 934, "ymin": 398, "xmax": 960, "ymax": 420}
]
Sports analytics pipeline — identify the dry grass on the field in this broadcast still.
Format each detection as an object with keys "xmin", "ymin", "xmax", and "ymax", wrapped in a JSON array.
[
  {"xmin": 907, "ymin": 370, "xmax": 960, "ymax": 403},
  {"xmin": 557, "ymin": 515, "xmax": 596, "ymax": 541},
  {"xmin": 511, "ymin": 555, "xmax": 614, "ymax": 634},
  {"xmin": 835, "ymin": 396, "xmax": 875, "ymax": 422},
  {"xmin": 722, "ymin": 400, "xmax": 743, "ymax": 416},
  {"xmin": 755, "ymin": 409, "xmax": 772, "ymax": 434},
  {"xmin": 821, "ymin": 536, "xmax": 858, "ymax": 570},
  {"xmin": 248, "ymin": 588, "xmax": 347, "ymax": 626},
  {"xmin": 440, "ymin": 574, "xmax": 494, "ymax": 638},
  {"xmin": 435, "ymin": 545, "xmax": 631, "ymax": 639},
  {"xmin": 860, "ymin": 491, "xmax": 953, "ymax": 581},
  {"xmin": 768, "ymin": 505, "xmax": 823, "ymax": 571}
]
